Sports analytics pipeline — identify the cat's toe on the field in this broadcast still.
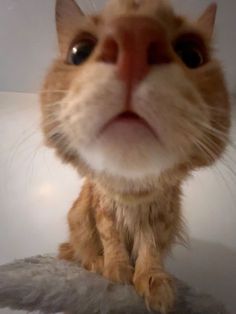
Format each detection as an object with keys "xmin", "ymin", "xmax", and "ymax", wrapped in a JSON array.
[
  {"xmin": 134, "ymin": 271, "xmax": 176, "ymax": 314},
  {"xmin": 83, "ymin": 256, "xmax": 104, "ymax": 274}
]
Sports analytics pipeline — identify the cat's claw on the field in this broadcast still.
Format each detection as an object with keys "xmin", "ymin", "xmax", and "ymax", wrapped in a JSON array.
[
  {"xmin": 83, "ymin": 256, "xmax": 104, "ymax": 274},
  {"xmin": 134, "ymin": 271, "xmax": 176, "ymax": 314}
]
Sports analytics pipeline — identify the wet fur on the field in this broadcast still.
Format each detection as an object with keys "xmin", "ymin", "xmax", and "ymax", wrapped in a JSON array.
[{"xmin": 40, "ymin": 0, "xmax": 231, "ymax": 313}]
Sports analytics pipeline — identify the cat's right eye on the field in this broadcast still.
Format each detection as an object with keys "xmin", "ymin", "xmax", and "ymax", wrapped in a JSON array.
[
  {"xmin": 174, "ymin": 35, "xmax": 207, "ymax": 69},
  {"xmin": 68, "ymin": 40, "xmax": 96, "ymax": 66}
]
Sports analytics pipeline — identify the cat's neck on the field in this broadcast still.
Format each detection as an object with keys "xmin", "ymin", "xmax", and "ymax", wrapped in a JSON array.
[
  {"xmin": 98, "ymin": 184, "xmax": 159, "ymax": 206},
  {"xmin": 93, "ymin": 170, "xmax": 185, "ymax": 208}
]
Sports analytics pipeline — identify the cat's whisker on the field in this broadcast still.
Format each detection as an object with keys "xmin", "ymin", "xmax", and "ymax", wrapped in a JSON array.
[
  {"xmin": 40, "ymin": 89, "xmax": 68, "ymax": 95},
  {"xmin": 192, "ymin": 118, "xmax": 236, "ymax": 153},
  {"xmin": 192, "ymin": 137, "xmax": 216, "ymax": 162},
  {"xmin": 201, "ymin": 140, "xmax": 236, "ymax": 186},
  {"xmin": 195, "ymin": 120, "xmax": 229, "ymax": 140},
  {"xmin": 203, "ymin": 104, "xmax": 230, "ymax": 114},
  {"xmin": 23, "ymin": 142, "xmax": 45, "ymax": 187},
  {"xmin": 196, "ymin": 135, "xmax": 236, "ymax": 186},
  {"xmin": 40, "ymin": 100, "xmax": 65, "ymax": 110},
  {"xmin": 6, "ymin": 127, "xmax": 41, "ymax": 175},
  {"xmin": 191, "ymin": 137, "xmax": 236, "ymax": 199},
  {"xmin": 191, "ymin": 138, "xmax": 235, "ymax": 194},
  {"xmin": 47, "ymin": 131, "xmax": 74, "ymax": 156}
]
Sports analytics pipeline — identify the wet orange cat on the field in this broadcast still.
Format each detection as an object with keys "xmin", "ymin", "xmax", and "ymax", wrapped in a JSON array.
[{"xmin": 40, "ymin": 0, "xmax": 230, "ymax": 313}]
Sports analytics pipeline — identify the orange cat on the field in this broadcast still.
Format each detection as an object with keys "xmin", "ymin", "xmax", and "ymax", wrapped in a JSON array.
[{"xmin": 40, "ymin": 0, "xmax": 231, "ymax": 313}]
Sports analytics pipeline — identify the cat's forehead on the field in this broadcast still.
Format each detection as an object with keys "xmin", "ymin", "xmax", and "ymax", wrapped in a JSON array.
[{"xmin": 102, "ymin": 0, "xmax": 173, "ymax": 19}]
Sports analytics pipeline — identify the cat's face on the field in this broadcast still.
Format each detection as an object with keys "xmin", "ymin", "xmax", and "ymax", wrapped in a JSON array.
[{"xmin": 41, "ymin": 0, "xmax": 230, "ymax": 192}]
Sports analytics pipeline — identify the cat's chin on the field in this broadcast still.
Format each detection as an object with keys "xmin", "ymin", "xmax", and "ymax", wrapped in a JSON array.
[{"xmin": 78, "ymin": 129, "xmax": 178, "ymax": 181}]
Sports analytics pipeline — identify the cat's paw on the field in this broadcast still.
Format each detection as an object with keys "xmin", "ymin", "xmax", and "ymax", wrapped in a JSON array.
[
  {"xmin": 83, "ymin": 256, "xmax": 104, "ymax": 274},
  {"xmin": 103, "ymin": 262, "xmax": 134, "ymax": 284},
  {"xmin": 133, "ymin": 271, "xmax": 175, "ymax": 314}
]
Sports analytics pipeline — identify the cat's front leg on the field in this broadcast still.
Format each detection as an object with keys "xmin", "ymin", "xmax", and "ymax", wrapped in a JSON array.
[
  {"xmin": 96, "ymin": 208, "xmax": 134, "ymax": 284},
  {"xmin": 133, "ymin": 242, "xmax": 175, "ymax": 314}
]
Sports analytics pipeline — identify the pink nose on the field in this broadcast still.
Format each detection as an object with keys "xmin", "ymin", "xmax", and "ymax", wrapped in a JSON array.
[{"xmin": 98, "ymin": 17, "xmax": 171, "ymax": 85}]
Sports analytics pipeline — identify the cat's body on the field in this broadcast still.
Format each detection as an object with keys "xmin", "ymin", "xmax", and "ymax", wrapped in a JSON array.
[{"xmin": 40, "ymin": 0, "xmax": 231, "ymax": 312}]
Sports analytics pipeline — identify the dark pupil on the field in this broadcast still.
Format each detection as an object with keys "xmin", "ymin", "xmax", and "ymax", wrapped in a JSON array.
[
  {"xmin": 176, "ymin": 42, "xmax": 203, "ymax": 69},
  {"xmin": 71, "ymin": 42, "xmax": 94, "ymax": 65}
]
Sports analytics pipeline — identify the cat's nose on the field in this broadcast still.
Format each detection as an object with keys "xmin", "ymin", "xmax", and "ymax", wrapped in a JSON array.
[{"xmin": 98, "ymin": 17, "xmax": 172, "ymax": 84}]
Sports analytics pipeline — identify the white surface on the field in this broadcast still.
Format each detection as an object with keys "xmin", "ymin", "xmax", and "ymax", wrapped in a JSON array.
[
  {"xmin": 0, "ymin": 92, "xmax": 235, "ymax": 314},
  {"xmin": 0, "ymin": 0, "xmax": 236, "ymax": 93}
]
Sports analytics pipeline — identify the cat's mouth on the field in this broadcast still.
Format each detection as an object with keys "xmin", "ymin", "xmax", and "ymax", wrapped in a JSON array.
[
  {"xmin": 114, "ymin": 111, "xmax": 144, "ymax": 122},
  {"xmin": 99, "ymin": 110, "xmax": 158, "ymax": 140}
]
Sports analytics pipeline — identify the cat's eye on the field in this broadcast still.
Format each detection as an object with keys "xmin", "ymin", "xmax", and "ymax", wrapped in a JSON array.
[
  {"xmin": 68, "ymin": 40, "xmax": 96, "ymax": 65},
  {"xmin": 174, "ymin": 39, "xmax": 206, "ymax": 69}
]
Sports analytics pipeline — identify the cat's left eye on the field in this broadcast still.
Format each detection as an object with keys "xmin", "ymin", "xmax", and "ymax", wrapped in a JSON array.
[
  {"xmin": 174, "ymin": 39, "xmax": 206, "ymax": 69},
  {"xmin": 68, "ymin": 39, "xmax": 96, "ymax": 66}
]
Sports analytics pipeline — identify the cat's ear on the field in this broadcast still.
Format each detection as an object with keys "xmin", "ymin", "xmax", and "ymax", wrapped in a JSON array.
[
  {"xmin": 197, "ymin": 3, "xmax": 217, "ymax": 39},
  {"xmin": 56, "ymin": 0, "xmax": 84, "ymax": 54}
]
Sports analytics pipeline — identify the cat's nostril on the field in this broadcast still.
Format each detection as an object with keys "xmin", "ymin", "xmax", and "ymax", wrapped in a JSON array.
[
  {"xmin": 148, "ymin": 42, "xmax": 159, "ymax": 65},
  {"xmin": 100, "ymin": 37, "xmax": 119, "ymax": 64},
  {"xmin": 98, "ymin": 17, "xmax": 171, "ymax": 82}
]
